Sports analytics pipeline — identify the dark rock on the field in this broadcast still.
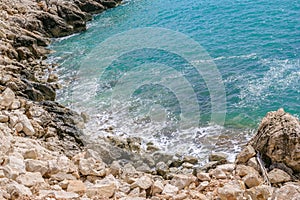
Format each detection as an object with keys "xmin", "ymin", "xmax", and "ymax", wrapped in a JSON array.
[{"xmin": 75, "ymin": 0, "xmax": 105, "ymax": 13}]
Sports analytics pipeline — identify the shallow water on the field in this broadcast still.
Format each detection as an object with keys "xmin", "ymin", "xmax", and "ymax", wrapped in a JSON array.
[{"xmin": 49, "ymin": 0, "xmax": 300, "ymax": 162}]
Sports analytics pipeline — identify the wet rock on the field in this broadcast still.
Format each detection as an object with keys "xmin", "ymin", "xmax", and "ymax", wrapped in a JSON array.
[
  {"xmin": 250, "ymin": 109, "xmax": 300, "ymax": 173},
  {"xmin": 236, "ymin": 145, "xmax": 256, "ymax": 164},
  {"xmin": 209, "ymin": 152, "xmax": 228, "ymax": 162},
  {"xmin": 156, "ymin": 161, "xmax": 169, "ymax": 177},
  {"xmin": 268, "ymin": 168, "xmax": 291, "ymax": 184}
]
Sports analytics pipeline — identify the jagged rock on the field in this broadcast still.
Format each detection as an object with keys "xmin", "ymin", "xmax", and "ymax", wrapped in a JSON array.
[
  {"xmin": 217, "ymin": 181, "xmax": 245, "ymax": 200},
  {"xmin": 0, "ymin": 87, "xmax": 15, "ymax": 108},
  {"xmin": 268, "ymin": 168, "xmax": 291, "ymax": 184},
  {"xmin": 67, "ymin": 180, "xmax": 86, "ymax": 195},
  {"xmin": 86, "ymin": 174, "xmax": 117, "ymax": 198},
  {"xmin": 249, "ymin": 109, "xmax": 300, "ymax": 173},
  {"xmin": 23, "ymin": 148, "xmax": 38, "ymax": 159},
  {"xmin": 131, "ymin": 175, "xmax": 153, "ymax": 190},
  {"xmin": 183, "ymin": 155, "xmax": 198, "ymax": 164},
  {"xmin": 242, "ymin": 173, "xmax": 262, "ymax": 188},
  {"xmin": 152, "ymin": 180, "xmax": 164, "ymax": 195},
  {"xmin": 0, "ymin": 114, "xmax": 9, "ymax": 123},
  {"xmin": 162, "ymin": 184, "xmax": 178, "ymax": 196},
  {"xmin": 78, "ymin": 157, "xmax": 106, "ymax": 176},
  {"xmin": 16, "ymin": 172, "xmax": 45, "ymax": 187},
  {"xmin": 209, "ymin": 152, "xmax": 228, "ymax": 162},
  {"xmin": 39, "ymin": 190, "xmax": 79, "ymax": 199},
  {"xmin": 196, "ymin": 172, "xmax": 211, "ymax": 181},
  {"xmin": 3, "ymin": 154, "xmax": 26, "ymax": 179},
  {"xmin": 156, "ymin": 161, "xmax": 169, "ymax": 177},
  {"xmin": 236, "ymin": 165, "xmax": 259, "ymax": 177},
  {"xmin": 236, "ymin": 145, "xmax": 256, "ymax": 164},
  {"xmin": 170, "ymin": 174, "xmax": 196, "ymax": 190},
  {"xmin": 6, "ymin": 182, "xmax": 32, "ymax": 199},
  {"xmin": 272, "ymin": 182, "xmax": 300, "ymax": 199},
  {"xmin": 216, "ymin": 164, "xmax": 235, "ymax": 172},
  {"xmin": 245, "ymin": 185, "xmax": 274, "ymax": 200},
  {"xmin": 25, "ymin": 159, "xmax": 48, "ymax": 176},
  {"xmin": 18, "ymin": 113, "xmax": 35, "ymax": 136},
  {"xmin": 210, "ymin": 168, "xmax": 227, "ymax": 179}
]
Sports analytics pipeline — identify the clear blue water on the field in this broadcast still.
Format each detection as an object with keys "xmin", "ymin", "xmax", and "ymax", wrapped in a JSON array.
[{"xmin": 49, "ymin": 0, "xmax": 300, "ymax": 160}]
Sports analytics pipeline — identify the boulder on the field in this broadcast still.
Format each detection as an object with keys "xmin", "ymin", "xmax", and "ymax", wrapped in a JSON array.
[
  {"xmin": 196, "ymin": 172, "xmax": 211, "ymax": 181},
  {"xmin": 242, "ymin": 173, "xmax": 262, "ymax": 188},
  {"xmin": 6, "ymin": 182, "xmax": 32, "ymax": 199},
  {"xmin": 152, "ymin": 180, "xmax": 164, "ymax": 195},
  {"xmin": 131, "ymin": 175, "xmax": 153, "ymax": 190},
  {"xmin": 268, "ymin": 168, "xmax": 291, "ymax": 184},
  {"xmin": 0, "ymin": 87, "xmax": 15, "ymax": 108},
  {"xmin": 25, "ymin": 159, "xmax": 48, "ymax": 176},
  {"xmin": 246, "ymin": 185, "xmax": 274, "ymax": 200},
  {"xmin": 272, "ymin": 182, "xmax": 300, "ymax": 199},
  {"xmin": 249, "ymin": 109, "xmax": 300, "ymax": 173}
]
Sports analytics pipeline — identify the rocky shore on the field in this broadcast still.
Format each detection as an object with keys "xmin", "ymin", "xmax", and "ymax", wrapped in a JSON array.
[{"xmin": 0, "ymin": 0, "xmax": 299, "ymax": 199}]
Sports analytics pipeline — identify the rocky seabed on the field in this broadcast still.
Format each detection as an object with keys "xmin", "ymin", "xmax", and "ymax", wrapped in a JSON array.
[{"xmin": 0, "ymin": 0, "xmax": 299, "ymax": 199}]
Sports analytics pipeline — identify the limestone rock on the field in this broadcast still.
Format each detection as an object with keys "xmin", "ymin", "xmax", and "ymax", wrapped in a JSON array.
[
  {"xmin": 86, "ymin": 174, "xmax": 116, "ymax": 198},
  {"xmin": 196, "ymin": 172, "xmax": 211, "ymax": 181},
  {"xmin": 236, "ymin": 145, "xmax": 256, "ymax": 164},
  {"xmin": 132, "ymin": 175, "xmax": 153, "ymax": 190},
  {"xmin": 249, "ymin": 109, "xmax": 300, "ymax": 173},
  {"xmin": 39, "ymin": 190, "xmax": 79, "ymax": 199},
  {"xmin": 162, "ymin": 184, "xmax": 178, "ymax": 196},
  {"xmin": 25, "ymin": 159, "xmax": 48, "ymax": 176},
  {"xmin": 209, "ymin": 152, "xmax": 228, "ymax": 162},
  {"xmin": 156, "ymin": 161, "xmax": 169, "ymax": 177},
  {"xmin": 217, "ymin": 181, "xmax": 244, "ymax": 200},
  {"xmin": 170, "ymin": 174, "xmax": 196, "ymax": 190},
  {"xmin": 6, "ymin": 182, "xmax": 32, "ymax": 199},
  {"xmin": 79, "ymin": 157, "xmax": 106, "ymax": 176},
  {"xmin": 210, "ymin": 168, "xmax": 227, "ymax": 179},
  {"xmin": 246, "ymin": 185, "xmax": 274, "ymax": 200},
  {"xmin": 242, "ymin": 173, "xmax": 262, "ymax": 188},
  {"xmin": 236, "ymin": 165, "xmax": 259, "ymax": 177},
  {"xmin": 1, "ymin": 87, "xmax": 15, "ymax": 108},
  {"xmin": 272, "ymin": 182, "xmax": 300, "ymax": 199},
  {"xmin": 67, "ymin": 180, "xmax": 86, "ymax": 195},
  {"xmin": 152, "ymin": 180, "xmax": 164, "ymax": 195},
  {"xmin": 18, "ymin": 114, "xmax": 35, "ymax": 136},
  {"xmin": 16, "ymin": 172, "xmax": 45, "ymax": 187},
  {"xmin": 268, "ymin": 168, "xmax": 291, "ymax": 184}
]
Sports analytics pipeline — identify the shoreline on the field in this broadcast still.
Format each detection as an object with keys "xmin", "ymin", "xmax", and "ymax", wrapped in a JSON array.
[{"xmin": 0, "ymin": 0, "xmax": 299, "ymax": 199}]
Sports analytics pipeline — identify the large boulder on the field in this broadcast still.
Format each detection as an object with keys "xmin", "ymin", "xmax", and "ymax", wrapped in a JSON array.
[{"xmin": 249, "ymin": 109, "xmax": 300, "ymax": 173}]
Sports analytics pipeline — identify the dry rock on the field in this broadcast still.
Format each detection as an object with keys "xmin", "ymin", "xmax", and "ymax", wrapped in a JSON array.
[
  {"xmin": 246, "ymin": 185, "xmax": 274, "ymax": 200},
  {"xmin": 162, "ymin": 184, "xmax": 178, "ymax": 196},
  {"xmin": 243, "ymin": 173, "xmax": 262, "ymax": 188},
  {"xmin": 25, "ymin": 159, "xmax": 48, "ymax": 176},
  {"xmin": 218, "ymin": 181, "xmax": 245, "ymax": 200},
  {"xmin": 236, "ymin": 145, "xmax": 256, "ymax": 164},
  {"xmin": 250, "ymin": 109, "xmax": 300, "ymax": 173},
  {"xmin": 86, "ymin": 174, "xmax": 116, "ymax": 198},
  {"xmin": 132, "ymin": 175, "xmax": 153, "ymax": 190},
  {"xmin": 152, "ymin": 180, "xmax": 164, "ymax": 195},
  {"xmin": 268, "ymin": 168, "xmax": 291, "ymax": 184},
  {"xmin": 170, "ymin": 174, "xmax": 196, "ymax": 190},
  {"xmin": 6, "ymin": 182, "xmax": 32, "ymax": 199},
  {"xmin": 16, "ymin": 171, "xmax": 45, "ymax": 187},
  {"xmin": 272, "ymin": 182, "xmax": 300, "ymax": 199},
  {"xmin": 196, "ymin": 172, "xmax": 211, "ymax": 181},
  {"xmin": 67, "ymin": 180, "xmax": 86, "ymax": 195}
]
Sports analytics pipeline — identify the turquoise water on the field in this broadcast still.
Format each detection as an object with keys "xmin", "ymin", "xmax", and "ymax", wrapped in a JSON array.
[{"xmin": 50, "ymin": 0, "xmax": 300, "ymax": 160}]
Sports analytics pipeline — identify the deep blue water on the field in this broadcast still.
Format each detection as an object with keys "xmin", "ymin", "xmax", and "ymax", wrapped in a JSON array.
[{"xmin": 49, "ymin": 0, "xmax": 300, "ymax": 160}]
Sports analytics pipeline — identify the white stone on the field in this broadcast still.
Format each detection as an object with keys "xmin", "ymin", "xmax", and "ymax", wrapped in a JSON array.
[
  {"xmin": 170, "ymin": 174, "xmax": 196, "ymax": 190},
  {"xmin": 132, "ymin": 175, "xmax": 153, "ymax": 190},
  {"xmin": 152, "ymin": 180, "xmax": 164, "ymax": 195},
  {"xmin": 162, "ymin": 184, "xmax": 178, "ymax": 196},
  {"xmin": 87, "ymin": 174, "xmax": 116, "ymax": 198},
  {"xmin": 1, "ymin": 88, "xmax": 15, "ymax": 107},
  {"xmin": 6, "ymin": 182, "xmax": 32, "ymax": 198},
  {"xmin": 25, "ymin": 159, "xmax": 48, "ymax": 176},
  {"xmin": 16, "ymin": 172, "xmax": 45, "ymax": 187},
  {"xmin": 18, "ymin": 114, "xmax": 35, "ymax": 136}
]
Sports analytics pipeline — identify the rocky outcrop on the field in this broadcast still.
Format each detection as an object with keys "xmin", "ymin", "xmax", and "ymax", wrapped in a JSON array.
[{"xmin": 249, "ymin": 108, "xmax": 300, "ymax": 174}]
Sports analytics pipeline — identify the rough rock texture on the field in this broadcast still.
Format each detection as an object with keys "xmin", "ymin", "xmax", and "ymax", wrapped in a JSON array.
[{"xmin": 250, "ymin": 108, "xmax": 300, "ymax": 174}]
